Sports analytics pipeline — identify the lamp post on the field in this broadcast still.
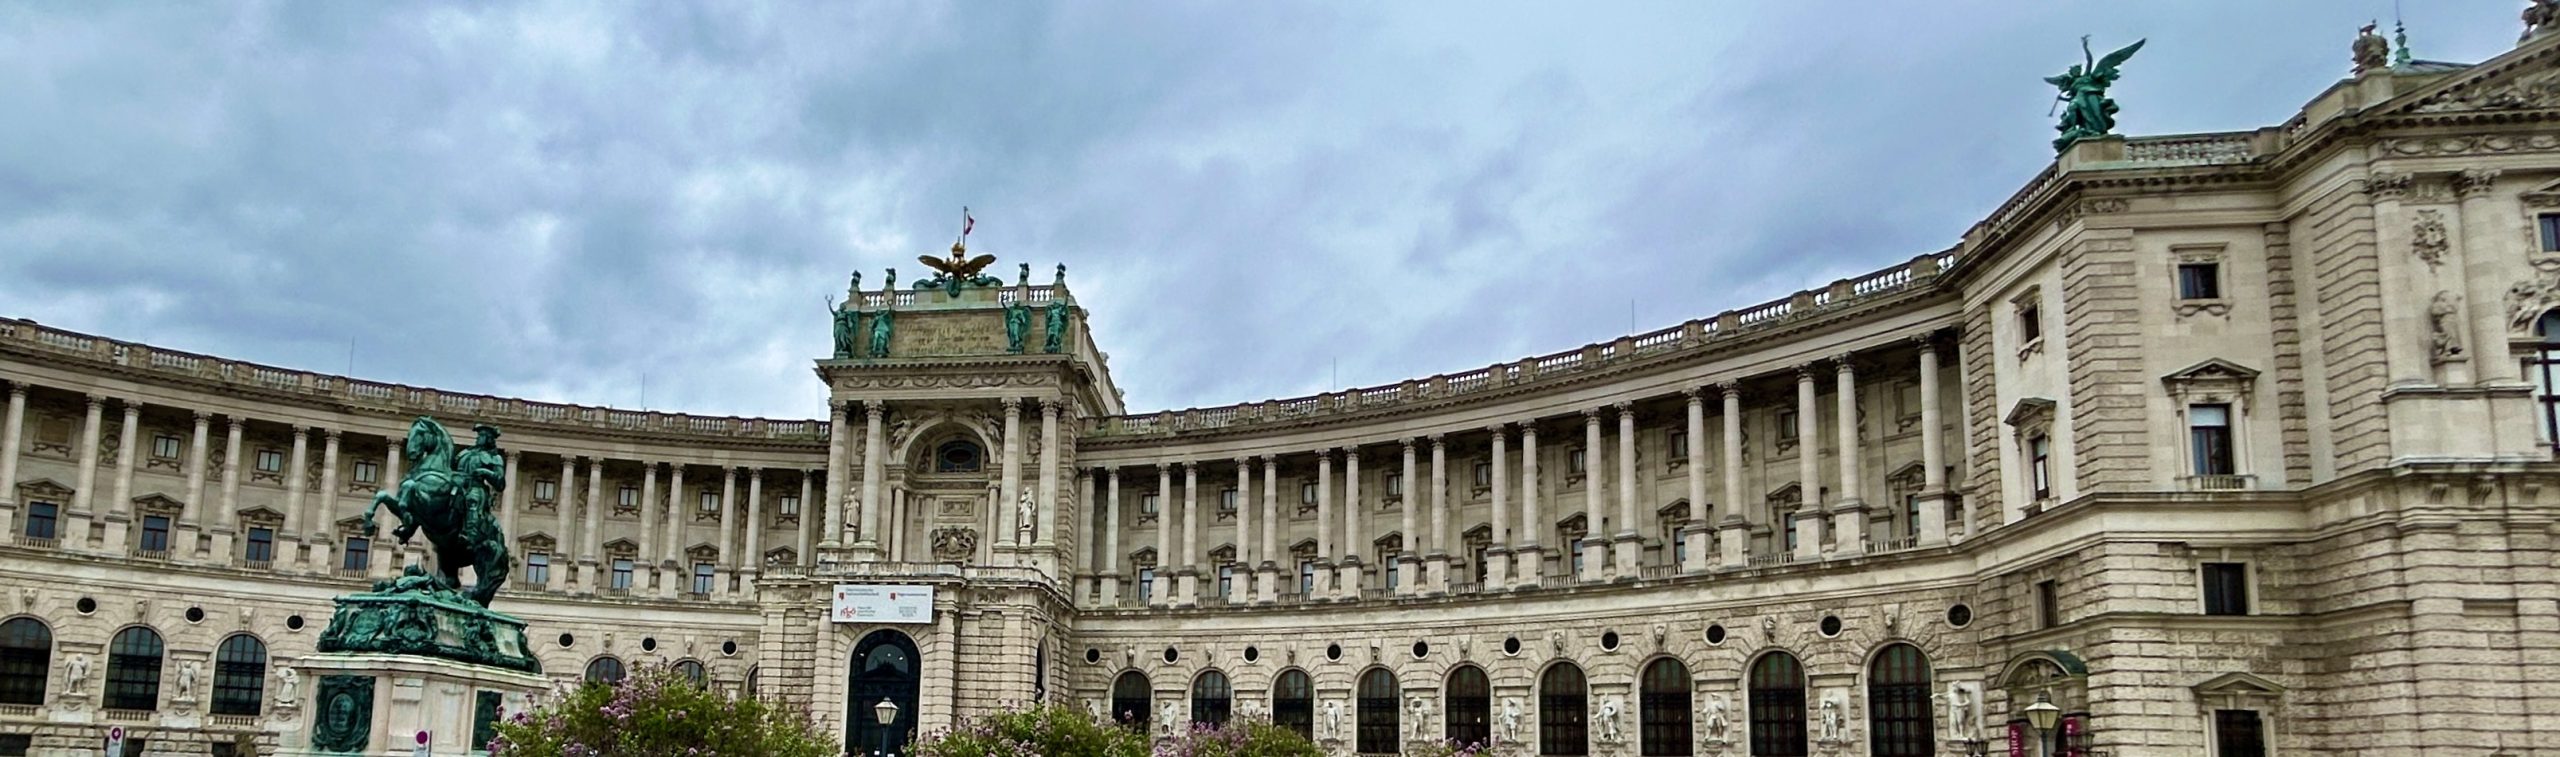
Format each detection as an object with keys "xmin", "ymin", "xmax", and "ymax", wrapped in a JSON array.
[
  {"xmin": 873, "ymin": 698, "xmax": 900, "ymax": 756},
  {"xmin": 2023, "ymin": 691, "xmax": 2062, "ymax": 757}
]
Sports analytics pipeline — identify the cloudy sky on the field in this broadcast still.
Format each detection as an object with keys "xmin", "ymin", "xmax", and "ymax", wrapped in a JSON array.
[{"xmin": 0, "ymin": 1, "xmax": 2523, "ymax": 419}]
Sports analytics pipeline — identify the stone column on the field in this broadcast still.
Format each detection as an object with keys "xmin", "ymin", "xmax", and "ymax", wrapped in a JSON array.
[
  {"xmin": 859, "ymin": 401, "xmax": 886, "ymax": 557},
  {"xmin": 2458, "ymin": 170, "xmax": 2517, "ymax": 383},
  {"xmin": 1101, "ymin": 468, "xmax": 1123, "ymax": 605},
  {"xmin": 823, "ymin": 401, "xmax": 849, "ymax": 550},
  {"xmin": 1682, "ymin": 389, "xmax": 1709, "ymax": 573},
  {"xmin": 0, "ymin": 385, "xmax": 24, "ymax": 514},
  {"xmin": 109, "ymin": 401, "xmax": 140, "ymax": 522},
  {"xmin": 663, "ymin": 464, "xmax": 686, "ymax": 599},
  {"xmin": 282, "ymin": 424, "xmax": 309, "ymax": 536},
  {"xmin": 1234, "ymin": 456, "xmax": 1254, "ymax": 602},
  {"xmin": 182, "ymin": 412, "xmax": 209, "ymax": 531},
  {"xmin": 1793, "ymin": 366, "xmax": 1825, "ymax": 561},
  {"xmin": 1516, "ymin": 424, "xmax": 1544, "ymax": 589},
  {"xmin": 1719, "ymin": 383, "xmax": 1748, "ymax": 568},
  {"xmin": 1915, "ymin": 338, "xmax": 1952, "ymax": 546},
  {"xmin": 582, "ymin": 458, "xmax": 605, "ymax": 587},
  {"xmin": 1080, "ymin": 469, "xmax": 1100, "ymax": 600},
  {"xmin": 70, "ymin": 396, "xmax": 103, "ymax": 515},
  {"xmin": 314, "ymin": 429, "xmax": 341, "ymax": 567},
  {"xmin": 554, "ymin": 457, "xmax": 575, "ymax": 581},
  {"xmin": 1314, "ymin": 449, "xmax": 1335, "ymax": 599},
  {"xmin": 505, "ymin": 452, "xmax": 527, "ymax": 561},
  {"xmin": 1397, "ymin": 440, "xmax": 1420, "ymax": 596},
  {"xmin": 1484, "ymin": 426, "xmax": 1511, "ymax": 589},
  {"xmin": 715, "ymin": 466, "xmax": 738, "ymax": 593},
  {"xmin": 744, "ymin": 468, "xmax": 765, "ymax": 587},
  {"xmin": 1153, "ymin": 464, "xmax": 1173, "ymax": 606},
  {"xmin": 1830, "ymin": 357, "xmax": 1867, "ymax": 556},
  {"xmin": 1177, "ymin": 462, "xmax": 1201, "ymax": 605},
  {"xmin": 1339, "ymin": 448, "xmax": 1364, "ymax": 597},
  {"xmin": 1257, "ymin": 457, "xmax": 1280, "ymax": 603},
  {"xmin": 218, "ymin": 418, "xmax": 244, "ymax": 534},
  {"xmin": 998, "ymin": 398, "xmax": 1024, "ymax": 548},
  {"xmin": 1579, "ymin": 409, "xmax": 1605, "ymax": 581},
  {"xmin": 1426, "ymin": 436, "xmax": 1450, "ymax": 593},
  {"xmin": 1038, "ymin": 400, "xmax": 1062, "ymax": 549},
  {"xmin": 795, "ymin": 470, "xmax": 814, "ymax": 566},
  {"xmin": 1613, "ymin": 402, "xmax": 1640, "ymax": 578}
]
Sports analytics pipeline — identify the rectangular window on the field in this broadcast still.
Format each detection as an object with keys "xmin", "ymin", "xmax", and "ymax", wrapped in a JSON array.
[
  {"xmin": 2037, "ymin": 579, "xmax": 2061, "ymax": 628},
  {"xmin": 1669, "ymin": 429, "xmax": 1689, "ymax": 460},
  {"xmin": 2019, "ymin": 302, "xmax": 2043, "ymax": 343},
  {"xmin": 1137, "ymin": 567, "xmax": 1156, "ymax": 604},
  {"xmin": 2202, "ymin": 562, "xmax": 2251, "ymax": 616},
  {"xmin": 2177, "ymin": 262, "xmax": 2223, "ymax": 300},
  {"xmin": 0, "ymin": 734, "xmax": 30, "ymax": 756},
  {"xmin": 525, "ymin": 553, "xmax": 550, "ymax": 586},
  {"xmin": 2028, "ymin": 434, "xmax": 2053, "ymax": 500},
  {"xmin": 1569, "ymin": 449, "xmax": 1588, "ymax": 474},
  {"xmin": 780, "ymin": 494, "xmax": 801, "ymax": 516},
  {"xmin": 1570, "ymin": 547, "xmax": 1586, "ymax": 577},
  {"xmin": 2213, "ymin": 710, "xmax": 2267, "ymax": 757},
  {"xmin": 611, "ymin": 558, "xmax": 635, "ymax": 591},
  {"xmin": 1217, "ymin": 565, "xmax": 1234, "ymax": 597},
  {"xmin": 1298, "ymin": 560, "xmax": 1316, "ymax": 594},
  {"xmin": 698, "ymin": 491, "xmax": 720, "ymax": 513},
  {"xmin": 255, "ymin": 450, "xmax": 284, "ymax": 473},
  {"xmin": 1472, "ymin": 461, "xmax": 1492, "ymax": 488},
  {"xmin": 1672, "ymin": 530, "xmax": 1688, "ymax": 564},
  {"xmin": 1905, "ymin": 493, "xmax": 1922, "ymax": 538},
  {"xmin": 352, "ymin": 460, "xmax": 379, "ymax": 485},
  {"xmin": 533, "ymin": 480, "xmax": 558, "ymax": 503},
  {"xmin": 1384, "ymin": 472, "xmax": 1403, "ymax": 497},
  {"xmin": 138, "ymin": 515, "xmax": 170, "ymax": 553},
  {"xmin": 1300, "ymin": 482, "xmax": 1317, "ymax": 505},
  {"xmin": 1140, "ymin": 493, "xmax": 1159, "ymax": 516},
  {"xmin": 2189, "ymin": 404, "xmax": 2236, "ymax": 477},
  {"xmin": 21, "ymin": 503, "xmax": 54, "ymax": 540},
  {"xmin": 1386, "ymin": 561, "xmax": 1401, "ymax": 590},
  {"xmin": 1782, "ymin": 510, "xmax": 1799, "ymax": 552},
  {"xmin": 2541, "ymin": 213, "xmax": 2560, "ymax": 253},
  {"xmin": 617, "ymin": 486, "xmax": 639, "ymax": 508},
  {"xmin": 342, "ymin": 537, "xmax": 370, "ymax": 572},
  {"xmin": 1776, "ymin": 412, "xmax": 1799, "ymax": 441},
  {"xmin": 692, "ymin": 562, "xmax": 716, "ymax": 594},
  {"xmin": 151, "ymin": 434, "xmax": 181, "ymax": 461},
  {"xmin": 245, "ymin": 527, "xmax": 275, "ymax": 564}
]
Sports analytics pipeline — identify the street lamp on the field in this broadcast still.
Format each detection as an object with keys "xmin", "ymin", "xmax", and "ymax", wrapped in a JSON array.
[
  {"xmin": 873, "ymin": 698, "xmax": 901, "ymax": 757},
  {"xmin": 2023, "ymin": 691, "xmax": 2062, "ymax": 756}
]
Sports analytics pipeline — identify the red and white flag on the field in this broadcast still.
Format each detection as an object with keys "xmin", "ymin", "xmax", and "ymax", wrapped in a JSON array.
[{"xmin": 962, "ymin": 207, "xmax": 975, "ymax": 238}]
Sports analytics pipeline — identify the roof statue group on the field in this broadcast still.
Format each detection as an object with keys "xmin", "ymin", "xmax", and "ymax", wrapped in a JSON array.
[
  {"xmin": 827, "ymin": 210, "xmax": 1074, "ymax": 359},
  {"xmin": 2045, "ymin": 36, "xmax": 2145, "ymax": 153}
]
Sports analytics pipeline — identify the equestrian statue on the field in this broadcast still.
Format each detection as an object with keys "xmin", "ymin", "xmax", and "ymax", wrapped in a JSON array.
[{"xmin": 363, "ymin": 417, "xmax": 513, "ymax": 606}]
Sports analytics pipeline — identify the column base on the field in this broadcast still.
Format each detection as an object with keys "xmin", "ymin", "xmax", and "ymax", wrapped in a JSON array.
[
  {"xmin": 1395, "ymin": 555, "xmax": 1425, "ymax": 596},
  {"xmin": 1334, "ymin": 560, "xmax": 1365, "ymax": 600},
  {"xmin": 1423, "ymin": 554, "xmax": 1452, "ymax": 595},
  {"xmin": 1718, "ymin": 520, "xmax": 1750, "ymax": 568},
  {"xmin": 1482, "ymin": 547, "xmax": 1512, "ymax": 591},
  {"xmin": 61, "ymin": 511, "xmax": 95, "ymax": 550},
  {"xmin": 1511, "ymin": 545, "xmax": 1544, "ymax": 589},
  {"xmin": 1150, "ymin": 574, "xmax": 1173, "ymax": 607},
  {"xmin": 99, "ymin": 516, "xmax": 129, "ymax": 556},
  {"xmin": 1915, "ymin": 490, "xmax": 1955, "ymax": 546},
  {"xmin": 1681, "ymin": 522, "xmax": 1711, "ymax": 574},
  {"xmin": 1254, "ymin": 564, "xmax": 1280, "ymax": 604},
  {"xmin": 1791, "ymin": 511, "xmax": 1827, "ymax": 562},
  {"xmin": 209, "ymin": 531, "xmax": 237, "ymax": 567},
  {"xmin": 1610, "ymin": 532, "xmax": 1641, "ymax": 580},
  {"xmin": 1175, "ymin": 571, "xmax": 1200, "ymax": 607},
  {"xmin": 1827, "ymin": 499, "xmax": 1869, "ymax": 557},
  {"xmin": 1577, "ymin": 538, "xmax": 1608, "ymax": 582},
  {"xmin": 1099, "ymin": 574, "xmax": 1123, "ymax": 607}
]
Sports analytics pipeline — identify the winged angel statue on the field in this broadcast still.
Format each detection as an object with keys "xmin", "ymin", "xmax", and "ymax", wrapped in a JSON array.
[{"xmin": 2046, "ymin": 36, "xmax": 2145, "ymax": 152}]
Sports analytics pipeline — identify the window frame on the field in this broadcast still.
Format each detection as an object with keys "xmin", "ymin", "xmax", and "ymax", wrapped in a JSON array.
[
  {"xmin": 1746, "ymin": 652, "xmax": 1807, "ymax": 757},
  {"xmin": 1355, "ymin": 668, "xmax": 1399, "ymax": 754},
  {"xmin": 2200, "ymin": 561, "xmax": 2254, "ymax": 617},
  {"xmin": 1271, "ymin": 669, "xmax": 1313, "ymax": 739},
  {"xmin": 22, "ymin": 502, "xmax": 57, "ymax": 540},
  {"xmin": 2027, "ymin": 434, "xmax": 2053, "ymax": 501},
  {"xmin": 138, "ymin": 515, "xmax": 171, "ymax": 554},
  {"xmin": 1444, "ymin": 665, "xmax": 1491, "ymax": 747},
  {"xmin": 1540, "ymin": 662, "xmax": 1590, "ymax": 756},
  {"xmin": 610, "ymin": 558, "xmax": 635, "ymax": 591},
  {"xmin": 150, "ymin": 434, "xmax": 182, "ymax": 461},
  {"xmin": 691, "ymin": 562, "xmax": 717, "ymax": 595},
  {"xmin": 352, "ymin": 460, "xmax": 380, "ymax": 485},
  {"xmin": 2177, "ymin": 261, "xmax": 2223, "ymax": 300},
  {"xmin": 2209, "ymin": 708, "xmax": 2269, "ymax": 757},
  {"xmin": 0, "ymin": 618, "xmax": 52, "ymax": 707},
  {"xmin": 2036, "ymin": 579, "xmax": 2062, "ymax": 629},
  {"xmin": 341, "ymin": 536, "xmax": 371, "ymax": 572},
  {"xmin": 524, "ymin": 552, "xmax": 551, "ymax": 586},
  {"xmin": 210, "ymin": 634, "xmax": 267, "ymax": 718},
  {"xmin": 253, "ymin": 449, "xmax": 284, "ymax": 474},
  {"xmin": 2188, "ymin": 403, "xmax": 2237, "ymax": 477},
  {"xmin": 2540, "ymin": 212, "xmax": 2560, "ymax": 253},
  {"xmin": 104, "ymin": 627, "xmax": 164, "ymax": 712},
  {"xmin": 1191, "ymin": 669, "xmax": 1233, "ymax": 728},
  {"xmin": 244, "ymin": 527, "xmax": 276, "ymax": 564},
  {"xmin": 1639, "ymin": 657, "xmax": 1694, "ymax": 756},
  {"xmin": 1865, "ymin": 644, "xmax": 1934, "ymax": 757}
]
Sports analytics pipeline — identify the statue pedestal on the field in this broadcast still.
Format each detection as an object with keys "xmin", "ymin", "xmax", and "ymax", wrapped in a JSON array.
[{"xmin": 286, "ymin": 652, "xmax": 546, "ymax": 756}]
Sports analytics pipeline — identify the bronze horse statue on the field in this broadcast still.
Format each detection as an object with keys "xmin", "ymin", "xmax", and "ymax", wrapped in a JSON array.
[{"xmin": 362, "ymin": 417, "xmax": 512, "ymax": 606}]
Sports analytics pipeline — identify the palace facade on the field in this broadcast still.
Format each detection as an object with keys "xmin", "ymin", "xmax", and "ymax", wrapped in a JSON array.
[{"xmin": 7, "ymin": 22, "xmax": 2560, "ymax": 757}]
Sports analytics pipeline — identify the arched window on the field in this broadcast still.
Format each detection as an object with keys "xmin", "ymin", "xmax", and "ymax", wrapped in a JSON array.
[
  {"xmin": 2533, "ymin": 310, "xmax": 2560, "ymax": 446},
  {"xmin": 583, "ymin": 656, "xmax": 626, "ymax": 685},
  {"xmin": 1867, "ymin": 644, "xmax": 1934, "ymax": 757},
  {"xmin": 1445, "ymin": 664, "xmax": 1491, "ymax": 748},
  {"xmin": 673, "ymin": 659, "xmax": 707, "ymax": 686},
  {"xmin": 1749, "ymin": 651, "xmax": 1808, "ymax": 757},
  {"xmin": 1541, "ymin": 662, "xmax": 1589, "ymax": 756},
  {"xmin": 1641, "ymin": 657, "xmax": 1694, "ymax": 756},
  {"xmin": 105, "ymin": 627, "xmax": 163, "ymax": 711},
  {"xmin": 1192, "ymin": 669, "xmax": 1232, "ymax": 727},
  {"xmin": 934, "ymin": 439, "xmax": 984, "ymax": 473},
  {"xmin": 1272, "ymin": 669, "xmax": 1314, "ymax": 739},
  {"xmin": 1111, "ymin": 670, "xmax": 1151, "ymax": 732},
  {"xmin": 0, "ymin": 618, "xmax": 51, "ymax": 706},
  {"xmin": 1357, "ymin": 668, "xmax": 1399, "ymax": 754},
  {"xmin": 211, "ymin": 634, "xmax": 267, "ymax": 717}
]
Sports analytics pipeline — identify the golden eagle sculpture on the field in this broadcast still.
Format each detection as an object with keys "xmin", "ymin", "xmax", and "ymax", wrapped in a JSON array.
[{"xmin": 919, "ymin": 241, "xmax": 997, "ymax": 281}]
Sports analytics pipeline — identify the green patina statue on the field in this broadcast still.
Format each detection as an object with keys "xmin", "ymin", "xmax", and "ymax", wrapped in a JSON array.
[
  {"xmin": 2046, "ymin": 36, "xmax": 2146, "ymax": 153},
  {"xmin": 915, "ymin": 242, "xmax": 1003, "ymax": 298},
  {"xmin": 829, "ymin": 301, "xmax": 861, "ymax": 359},
  {"xmin": 1004, "ymin": 301, "xmax": 1032, "ymax": 355},
  {"xmin": 1044, "ymin": 265, "xmax": 1071, "ymax": 354},
  {"xmin": 315, "ymin": 417, "xmax": 540, "ymax": 678},
  {"xmin": 869, "ymin": 270, "xmax": 896, "ymax": 358}
]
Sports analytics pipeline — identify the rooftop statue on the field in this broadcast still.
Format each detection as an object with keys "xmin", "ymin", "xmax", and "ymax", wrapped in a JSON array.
[
  {"xmin": 2046, "ymin": 36, "xmax": 2145, "ymax": 153},
  {"xmin": 917, "ymin": 241, "xmax": 1002, "ymax": 298},
  {"xmin": 2354, "ymin": 21, "xmax": 2390, "ymax": 75},
  {"xmin": 2529, "ymin": 0, "xmax": 2560, "ymax": 42}
]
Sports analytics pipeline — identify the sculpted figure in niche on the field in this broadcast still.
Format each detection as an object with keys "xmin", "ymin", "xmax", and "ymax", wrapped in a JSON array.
[
  {"xmin": 62, "ymin": 653, "xmax": 89, "ymax": 694},
  {"xmin": 1945, "ymin": 684, "xmax": 1976, "ymax": 738},
  {"xmin": 1408, "ymin": 696, "xmax": 1434, "ymax": 739},
  {"xmin": 277, "ymin": 666, "xmax": 300, "ymax": 705},
  {"xmin": 1818, "ymin": 692, "xmax": 1843, "ymax": 742},
  {"xmin": 177, "ymin": 661, "xmax": 200, "ymax": 701},
  {"xmin": 1157, "ymin": 700, "xmax": 1179, "ymax": 738},
  {"xmin": 2430, "ymin": 291, "xmax": 2467, "ymax": 363},
  {"xmin": 1017, "ymin": 491, "xmax": 1037, "ymax": 542},
  {"xmin": 1087, "ymin": 698, "xmax": 1104, "ymax": 722},
  {"xmin": 1596, "ymin": 693, "xmax": 1624, "ymax": 743},
  {"xmin": 1500, "ymin": 697, "xmax": 1523, "ymax": 742},
  {"xmin": 1322, "ymin": 698, "xmax": 1344, "ymax": 741},
  {"xmin": 1702, "ymin": 693, "xmax": 1730, "ymax": 741}
]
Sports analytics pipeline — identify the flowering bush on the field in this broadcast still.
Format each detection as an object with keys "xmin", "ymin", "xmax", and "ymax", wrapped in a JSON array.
[
  {"xmin": 1398, "ymin": 738, "xmax": 1492, "ymax": 757},
  {"xmin": 908, "ymin": 702, "xmax": 1147, "ymax": 757},
  {"xmin": 1155, "ymin": 719, "xmax": 1324, "ymax": 757},
  {"xmin": 488, "ymin": 665, "xmax": 836, "ymax": 757}
]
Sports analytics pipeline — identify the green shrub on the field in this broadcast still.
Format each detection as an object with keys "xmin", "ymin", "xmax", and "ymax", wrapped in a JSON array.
[{"xmin": 488, "ymin": 665, "xmax": 836, "ymax": 757}]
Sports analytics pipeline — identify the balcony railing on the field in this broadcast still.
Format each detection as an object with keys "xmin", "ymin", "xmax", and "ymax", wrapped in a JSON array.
[
  {"xmin": 2182, "ymin": 474, "xmax": 2257, "ymax": 492},
  {"xmin": 14, "ymin": 535, "xmax": 57, "ymax": 549}
]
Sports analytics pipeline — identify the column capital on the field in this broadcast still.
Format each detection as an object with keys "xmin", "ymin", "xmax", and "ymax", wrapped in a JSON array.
[
  {"xmin": 83, "ymin": 395, "xmax": 104, "ymax": 410},
  {"xmin": 505, "ymin": 450, "xmax": 522, "ymax": 462},
  {"xmin": 1319, "ymin": 448, "xmax": 1338, "ymax": 461},
  {"xmin": 1792, "ymin": 363, "xmax": 1819, "ymax": 381},
  {"xmin": 1716, "ymin": 381, "xmax": 1742, "ymax": 399},
  {"xmin": 193, "ymin": 410, "xmax": 211, "ymax": 423},
  {"xmin": 1041, "ymin": 398, "xmax": 1067, "ymax": 414},
  {"xmin": 1486, "ymin": 422, "xmax": 1509, "ymax": 435},
  {"xmin": 2454, "ymin": 167, "xmax": 2502, "ymax": 198},
  {"xmin": 1832, "ymin": 355, "xmax": 1857, "ymax": 374},
  {"xmin": 1611, "ymin": 400, "xmax": 1634, "ymax": 414},
  {"xmin": 1520, "ymin": 423, "xmax": 1538, "ymax": 439},
  {"xmin": 1684, "ymin": 387, "xmax": 1708, "ymax": 405},
  {"xmin": 289, "ymin": 423, "xmax": 309, "ymax": 434},
  {"xmin": 1234, "ymin": 456, "xmax": 1251, "ymax": 467},
  {"xmin": 1583, "ymin": 407, "xmax": 1604, "ymax": 424},
  {"xmin": 1000, "ymin": 396, "xmax": 1025, "ymax": 411},
  {"xmin": 5, "ymin": 384, "xmax": 26, "ymax": 400},
  {"xmin": 1428, "ymin": 435, "xmax": 1447, "ymax": 451},
  {"xmin": 118, "ymin": 398, "xmax": 144, "ymax": 414},
  {"xmin": 1401, "ymin": 437, "xmax": 1418, "ymax": 451},
  {"xmin": 1909, "ymin": 333, "xmax": 1941, "ymax": 354},
  {"xmin": 862, "ymin": 399, "xmax": 887, "ymax": 414},
  {"xmin": 323, "ymin": 428, "xmax": 343, "ymax": 442},
  {"xmin": 227, "ymin": 416, "xmax": 245, "ymax": 431},
  {"xmin": 828, "ymin": 401, "xmax": 851, "ymax": 418}
]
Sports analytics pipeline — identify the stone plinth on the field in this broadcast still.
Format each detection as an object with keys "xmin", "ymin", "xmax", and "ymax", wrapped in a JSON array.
[{"xmin": 286, "ymin": 652, "xmax": 546, "ymax": 757}]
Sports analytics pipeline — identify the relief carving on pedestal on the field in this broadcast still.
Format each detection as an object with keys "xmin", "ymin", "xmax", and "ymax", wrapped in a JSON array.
[
  {"xmin": 2429, "ymin": 291, "xmax": 2468, "ymax": 364},
  {"xmin": 930, "ymin": 527, "xmax": 978, "ymax": 562}
]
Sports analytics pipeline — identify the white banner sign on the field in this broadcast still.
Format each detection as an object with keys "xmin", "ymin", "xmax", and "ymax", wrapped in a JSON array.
[{"xmin": 831, "ymin": 584, "xmax": 934, "ymax": 624}]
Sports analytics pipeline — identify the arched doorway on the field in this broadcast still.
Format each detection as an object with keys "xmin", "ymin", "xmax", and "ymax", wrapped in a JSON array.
[
  {"xmin": 1748, "ymin": 651, "xmax": 1807, "ymax": 757},
  {"xmin": 847, "ymin": 630, "xmax": 921, "ymax": 756},
  {"xmin": 1112, "ymin": 670, "xmax": 1152, "ymax": 732},
  {"xmin": 1867, "ymin": 644, "xmax": 1934, "ymax": 757}
]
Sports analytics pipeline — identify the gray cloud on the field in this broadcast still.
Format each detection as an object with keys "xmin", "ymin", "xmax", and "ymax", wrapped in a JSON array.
[{"xmin": 0, "ymin": 1, "xmax": 2523, "ymax": 418}]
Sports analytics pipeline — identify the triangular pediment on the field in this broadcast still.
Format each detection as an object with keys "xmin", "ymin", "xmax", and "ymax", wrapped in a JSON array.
[
  {"xmin": 13, "ymin": 478, "xmax": 74, "ymax": 503},
  {"xmin": 2003, "ymin": 397, "xmax": 2058, "ymax": 428},
  {"xmin": 2386, "ymin": 35, "xmax": 2556, "ymax": 116},
  {"xmin": 236, "ymin": 506, "xmax": 286, "ymax": 526},
  {"xmin": 2193, "ymin": 671, "xmax": 2286, "ymax": 696},
  {"xmin": 2524, "ymin": 177, "xmax": 2560, "ymax": 209},
  {"xmin": 2163, "ymin": 358, "xmax": 2260, "ymax": 384},
  {"xmin": 130, "ymin": 493, "xmax": 186, "ymax": 516},
  {"xmin": 601, "ymin": 538, "xmax": 638, "ymax": 554}
]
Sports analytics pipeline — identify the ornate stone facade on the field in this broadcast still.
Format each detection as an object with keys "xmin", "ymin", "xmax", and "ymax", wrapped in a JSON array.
[{"xmin": 6, "ymin": 23, "xmax": 2560, "ymax": 757}]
